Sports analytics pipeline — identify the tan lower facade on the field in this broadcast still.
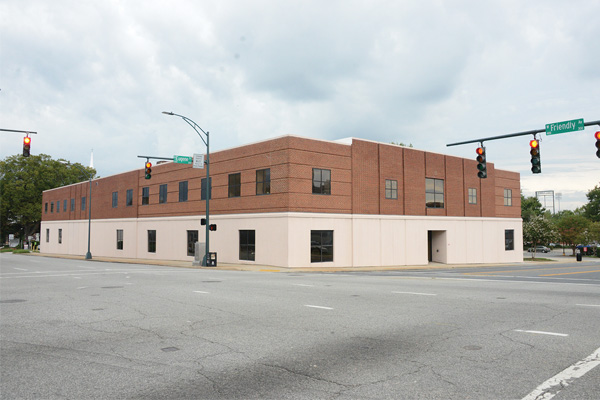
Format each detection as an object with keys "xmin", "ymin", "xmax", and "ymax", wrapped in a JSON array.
[{"xmin": 40, "ymin": 212, "xmax": 523, "ymax": 267}]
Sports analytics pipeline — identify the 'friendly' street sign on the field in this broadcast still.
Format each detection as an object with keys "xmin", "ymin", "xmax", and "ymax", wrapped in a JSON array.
[
  {"xmin": 174, "ymin": 155, "xmax": 193, "ymax": 164},
  {"xmin": 545, "ymin": 118, "xmax": 584, "ymax": 135}
]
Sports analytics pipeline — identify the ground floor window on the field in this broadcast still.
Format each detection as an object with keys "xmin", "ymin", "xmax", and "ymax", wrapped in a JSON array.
[
  {"xmin": 46, "ymin": 229, "xmax": 49, "ymax": 243},
  {"xmin": 505, "ymin": 229, "xmax": 514, "ymax": 251},
  {"xmin": 311, "ymin": 230, "xmax": 333, "ymax": 263},
  {"xmin": 239, "ymin": 230, "xmax": 255, "ymax": 261},
  {"xmin": 58, "ymin": 229, "xmax": 62, "ymax": 244},
  {"xmin": 117, "ymin": 229, "xmax": 123, "ymax": 250},
  {"xmin": 148, "ymin": 230, "xmax": 156, "ymax": 253},
  {"xmin": 187, "ymin": 230, "xmax": 198, "ymax": 256}
]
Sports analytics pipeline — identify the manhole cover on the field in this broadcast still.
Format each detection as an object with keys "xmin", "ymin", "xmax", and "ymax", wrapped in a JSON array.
[{"xmin": 0, "ymin": 299, "xmax": 27, "ymax": 304}]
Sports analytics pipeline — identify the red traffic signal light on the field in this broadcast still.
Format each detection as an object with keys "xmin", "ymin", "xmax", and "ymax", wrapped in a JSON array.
[
  {"xmin": 529, "ymin": 139, "xmax": 539, "ymax": 148},
  {"xmin": 209, "ymin": 224, "xmax": 217, "ymax": 231},
  {"xmin": 23, "ymin": 136, "xmax": 31, "ymax": 157},
  {"xmin": 145, "ymin": 161, "xmax": 152, "ymax": 179},
  {"xmin": 530, "ymin": 139, "xmax": 541, "ymax": 173},
  {"xmin": 476, "ymin": 147, "xmax": 486, "ymax": 178}
]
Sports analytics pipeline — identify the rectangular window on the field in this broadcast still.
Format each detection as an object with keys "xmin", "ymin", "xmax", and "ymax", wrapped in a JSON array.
[
  {"xmin": 50, "ymin": 202, "xmax": 54, "ymax": 213},
  {"xmin": 126, "ymin": 189, "xmax": 133, "ymax": 207},
  {"xmin": 311, "ymin": 230, "xmax": 333, "ymax": 263},
  {"xmin": 71, "ymin": 198, "xmax": 75, "ymax": 211},
  {"xmin": 187, "ymin": 230, "xmax": 198, "ymax": 257},
  {"xmin": 256, "ymin": 169, "xmax": 271, "ymax": 195},
  {"xmin": 504, "ymin": 189, "xmax": 512, "ymax": 206},
  {"xmin": 63, "ymin": 199, "xmax": 67, "ymax": 212},
  {"xmin": 148, "ymin": 230, "xmax": 156, "ymax": 253},
  {"xmin": 159, "ymin": 184, "xmax": 168, "ymax": 204},
  {"xmin": 142, "ymin": 187, "xmax": 149, "ymax": 205},
  {"xmin": 46, "ymin": 228, "xmax": 49, "ymax": 243},
  {"xmin": 425, "ymin": 178, "xmax": 444, "ymax": 208},
  {"xmin": 468, "ymin": 188, "xmax": 477, "ymax": 204},
  {"xmin": 312, "ymin": 168, "xmax": 331, "ymax": 195},
  {"xmin": 58, "ymin": 229, "xmax": 62, "ymax": 244},
  {"xmin": 56, "ymin": 201, "xmax": 60, "ymax": 213},
  {"xmin": 201, "ymin": 178, "xmax": 212, "ymax": 200},
  {"xmin": 505, "ymin": 229, "xmax": 514, "ymax": 251},
  {"xmin": 112, "ymin": 191, "xmax": 118, "ymax": 208},
  {"xmin": 81, "ymin": 196, "xmax": 86, "ymax": 211},
  {"xmin": 239, "ymin": 230, "xmax": 255, "ymax": 261},
  {"xmin": 179, "ymin": 181, "xmax": 188, "ymax": 202},
  {"xmin": 45, "ymin": 202, "xmax": 48, "ymax": 213},
  {"xmin": 385, "ymin": 179, "xmax": 398, "ymax": 199},
  {"xmin": 116, "ymin": 229, "xmax": 123, "ymax": 250},
  {"xmin": 228, "ymin": 173, "xmax": 241, "ymax": 198}
]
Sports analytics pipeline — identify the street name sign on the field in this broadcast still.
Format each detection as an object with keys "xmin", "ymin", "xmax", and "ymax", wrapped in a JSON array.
[
  {"xmin": 545, "ymin": 118, "xmax": 584, "ymax": 135},
  {"xmin": 174, "ymin": 155, "xmax": 193, "ymax": 164},
  {"xmin": 193, "ymin": 153, "xmax": 205, "ymax": 169}
]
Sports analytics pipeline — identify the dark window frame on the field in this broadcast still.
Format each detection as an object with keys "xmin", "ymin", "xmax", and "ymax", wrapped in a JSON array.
[
  {"xmin": 228, "ymin": 173, "xmax": 241, "ymax": 198},
  {"xmin": 239, "ymin": 230, "xmax": 256, "ymax": 261},
  {"xmin": 63, "ymin": 199, "xmax": 67, "ymax": 212},
  {"xmin": 112, "ymin": 191, "xmax": 118, "ymax": 208},
  {"xmin": 468, "ymin": 188, "xmax": 477, "ymax": 205},
  {"xmin": 147, "ymin": 230, "xmax": 156, "ymax": 253},
  {"xmin": 142, "ymin": 187, "xmax": 149, "ymax": 205},
  {"xmin": 312, "ymin": 168, "xmax": 331, "ymax": 195},
  {"xmin": 56, "ymin": 201, "xmax": 60, "ymax": 213},
  {"xmin": 58, "ymin": 228, "xmax": 62, "ymax": 244},
  {"xmin": 45, "ymin": 202, "xmax": 48, "ymax": 213},
  {"xmin": 504, "ymin": 189, "xmax": 512, "ymax": 206},
  {"xmin": 505, "ymin": 229, "xmax": 514, "ymax": 251},
  {"xmin": 46, "ymin": 228, "xmax": 49, "ymax": 243},
  {"xmin": 385, "ymin": 179, "xmax": 398, "ymax": 199},
  {"xmin": 81, "ymin": 196, "xmax": 86, "ymax": 211},
  {"xmin": 159, "ymin": 184, "xmax": 168, "ymax": 204},
  {"xmin": 256, "ymin": 169, "xmax": 271, "ymax": 195},
  {"xmin": 426, "ymin": 178, "xmax": 444, "ymax": 209},
  {"xmin": 70, "ymin": 198, "xmax": 75, "ymax": 212},
  {"xmin": 126, "ymin": 189, "xmax": 133, "ymax": 207},
  {"xmin": 179, "ymin": 181, "xmax": 188, "ymax": 202},
  {"xmin": 311, "ymin": 230, "xmax": 334, "ymax": 263},
  {"xmin": 50, "ymin": 202, "xmax": 54, "ymax": 213},
  {"xmin": 117, "ymin": 229, "xmax": 124, "ymax": 250},
  {"xmin": 187, "ymin": 230, "xmax": 198, "ymax": 257}
]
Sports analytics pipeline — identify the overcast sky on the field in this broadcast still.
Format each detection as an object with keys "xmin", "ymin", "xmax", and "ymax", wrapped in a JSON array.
[{"xmin": 1, "ymin": 0, "xmax": 599, "ymax": 211}]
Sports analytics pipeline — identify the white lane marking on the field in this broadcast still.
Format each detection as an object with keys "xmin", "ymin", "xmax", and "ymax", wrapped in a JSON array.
[
  {"xmin": 193, "ymin": 291, "xmax": 209, "ymax": 294},
  {"xmin": 293, "ymin": 284, "xmax": 315, "ymax": 287},
  {"xmin": 576, "ymin": 304, "xmax": 600, "ymax": 307},
  {"xmin": 392, "ymin": 291, "xmax": 437, "ymax": 296},
  {"xmin": 305, "ymin": 305, "xmax": 333, "ymax": 310},
  {"xmin": 522, "ymin": 346, "xmax": 600, "ymax": 400},
  {"xmin": 514, "ymin": 330, "xmax": 569, "ymax": 337},
  {"xmin": 13, "ymin": 268, "xmax": 28, "ymax": 271}
]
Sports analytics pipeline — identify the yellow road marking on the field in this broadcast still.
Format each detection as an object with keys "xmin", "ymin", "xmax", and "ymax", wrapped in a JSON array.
[
  {"xmin": 540, "ymin": 269, "xmax": 600, "ymax": 277},
  {"xmin": 259, "ymin": 269, "xmax": 280, "ymax": 272}
]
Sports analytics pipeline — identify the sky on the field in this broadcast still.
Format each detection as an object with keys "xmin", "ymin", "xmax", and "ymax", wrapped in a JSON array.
[{"xmin": 1, "ymin": 0, "xmax": 599, "ymax": 212}]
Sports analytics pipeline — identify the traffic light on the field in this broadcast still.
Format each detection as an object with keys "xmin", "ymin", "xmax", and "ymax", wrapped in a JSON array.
[
  {"xmin": 476, "ymin": 147, "xmax": 487, "ymax": 179},
  {"xmin": 145, "ymin": 161, "xmax": 152, "ymax": 179},
  {"xmin": 23, "ymin": 136, "xmax": 31, "ymax": 157},
  {"xmin": 530, "ymin": 139, "xmax": 541, "ymax": 174},
  {"xmin": 595, "ymin": 131, "xmax": 600, "ymax": 158},
  {"xmin": 201, "ymin": 218, "xmax": 206, "ymax": 225},
  {"xmin": 209, "ymin": 224, "xmax": 217, "ymax": 231}
]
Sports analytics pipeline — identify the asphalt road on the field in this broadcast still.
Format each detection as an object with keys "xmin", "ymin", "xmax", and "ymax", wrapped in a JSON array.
[{"xmin": 1, "ymin": 253, "xmax": 599, "ymax": 399}]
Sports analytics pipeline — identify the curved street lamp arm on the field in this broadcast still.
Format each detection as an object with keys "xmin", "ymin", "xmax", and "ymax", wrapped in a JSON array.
[{"xmin": 162, "ymin": 111, "xmax": 208, "ymax": 147}]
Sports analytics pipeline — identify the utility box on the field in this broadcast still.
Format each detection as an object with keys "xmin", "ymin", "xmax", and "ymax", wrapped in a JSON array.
[{"xmin": 207, "ymin": 252, "xmax": 217, "ymax": 267}]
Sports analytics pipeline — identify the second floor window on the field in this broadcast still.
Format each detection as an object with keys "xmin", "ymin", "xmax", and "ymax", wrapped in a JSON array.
[
  {"xmin": 126, "ymin": 189, "xmax": 133, "ymax": 206},
  {"xmin": 385, "ymin": 179, "xmax": 397, "ymax": 199},
  {"xmin": 426, "ymin": 178, "xmax": 444, "ymax": 209},
  {"xmin": 112, "ymin": 191, "xmax": 118, "ymax": 208},
  {"xmin": 179, "ymin": 181, "xmax": 188, "ymax": 202},
  {"xmin": 229, "ymin": 173, "xmax": 241, "ymax": 198},
  {"xmin": 256, "ymin": 169, "xmax": 270, "ymax": 195},
  {"xmin": 142, "ymin": 187, "xmax": 149, "ymax": 205},
  {"xmin": 312, "ymin": 168, "xmax": 331, "ymax": 195},
  {"xmin": 504, "ymin": 189, "xmax": 512, "ymax": 206},
  {"xmin": 159, "ymin": 184, "xmax": 168, "ymax": 204},
  {"xmin": 71, "ymin": 198, "xmax": 75, "ymax": 211},
  {"xmin": 81, "ymin": 197, "xmax": 86, "ymax": 211},
  {"xmin": 468, "ymin": 188, "xmax": 477, "ymax": 204}
]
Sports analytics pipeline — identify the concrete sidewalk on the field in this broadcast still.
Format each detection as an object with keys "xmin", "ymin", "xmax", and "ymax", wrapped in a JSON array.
[{"xmin": 23, "ymin": 251, "xmax": 600, "ymax": 273}]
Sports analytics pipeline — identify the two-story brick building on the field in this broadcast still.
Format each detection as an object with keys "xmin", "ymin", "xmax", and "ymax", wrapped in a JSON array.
[{"xmin": 40, "ymin": 135, "xmax": 522, "ymax": 267}]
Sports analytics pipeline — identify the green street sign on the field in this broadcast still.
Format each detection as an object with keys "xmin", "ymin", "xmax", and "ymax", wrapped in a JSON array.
[
  {"xmin": 545, "ymin": 118, "xmax": 584, "ymax": 135},
  {"xmin": 174, "ymin": 155, "xmax": 193, "ymax": 164}
]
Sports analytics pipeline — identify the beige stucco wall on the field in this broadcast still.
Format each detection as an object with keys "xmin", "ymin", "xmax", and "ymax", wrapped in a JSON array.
[{"xmin": 41, "ymin": 213, "xmax": 523, "ymax": 267}]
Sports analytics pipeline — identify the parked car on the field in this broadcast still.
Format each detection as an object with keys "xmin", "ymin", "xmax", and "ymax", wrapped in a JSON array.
[{"xmin": 528, "ymin": 245, "xmax": 550, "ymax": 253}]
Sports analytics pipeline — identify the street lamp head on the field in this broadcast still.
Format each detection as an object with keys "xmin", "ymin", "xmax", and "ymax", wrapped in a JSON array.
[
  {"xmin": 162, "ymin": 111, "xmax": 174, "ymax": 115},
  {"xmin": 59, "ymin": 160, "xmax": 70, "ymax": 165}
]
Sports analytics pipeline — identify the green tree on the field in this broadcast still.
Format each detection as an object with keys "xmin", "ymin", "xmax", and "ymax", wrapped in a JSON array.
[
  {"xmin": 582, "ymin": 185, "xmax": 600, "ymax": 222},
  {"xmin": 555, "ymin": 213, "xmax": 590, "ymax": 255},
  {"xmin": 521, "ymin": 195, "xmax": 545, "ymax": 223},
  {"xmin": 523, "ymin": 216, "xmax": 558, "ymax": 259},
  {"xmin": 0, "ymin": 154, "xmax": 96, "ymax": 245}
]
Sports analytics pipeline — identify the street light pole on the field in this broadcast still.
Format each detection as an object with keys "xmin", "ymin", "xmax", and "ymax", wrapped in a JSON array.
[
  {"xmin": 61, "ymin": 161, "xmax": 93, "ymax": 259},
  {"xmin": 162, "ymin": 111, "xmax": 210, "ymax": 266}
]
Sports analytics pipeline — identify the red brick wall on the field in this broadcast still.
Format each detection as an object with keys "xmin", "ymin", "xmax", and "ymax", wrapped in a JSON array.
[{"xmin": 41, "ymin": 136, "xmax": 520, "ymax": 221}]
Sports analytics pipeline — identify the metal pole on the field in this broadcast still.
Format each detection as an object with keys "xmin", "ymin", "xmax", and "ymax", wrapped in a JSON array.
[
  {"xmin": 86, "ymin": 176, "xmax": 92, "ymax": 259},
  {"xmin": 205, "ymin": 133, "xmax": 210, "ymax": 267}
]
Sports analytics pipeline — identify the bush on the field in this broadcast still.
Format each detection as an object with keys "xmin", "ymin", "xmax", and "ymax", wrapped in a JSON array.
[
  {"xmin": 1, "ymin": 248, "xmax": 14, "ymax": 253},
  {"xmin": 12, "ymin": 249, "xmax": 31, "ymax": 254}
]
